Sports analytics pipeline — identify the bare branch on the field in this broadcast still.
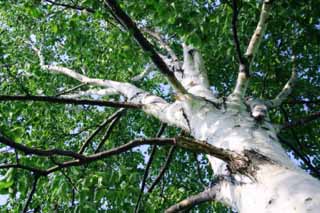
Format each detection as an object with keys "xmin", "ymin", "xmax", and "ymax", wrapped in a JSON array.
[
  {"xmin": 231, "ymin": 0, "xmax": 247, "ymax": 75},
  {"xmin": 79, "ymin": 108, "xmax": 126, "ymax": 154},
  {"xmin": 131, "ymin": 65, "xmax": 153, "ymax": 82},
  {"xmin": 103, "ymin": 0, "xmax": 187, "ymax": 94},
  {"xmin": 0, "ymin": 133, "xmax": 85, "ymax": 160},
  {"xmin": 245, "ymin": 0, "xmax": 273, "ymax": 62},
  {"xmin": 285, "ymin": 99, "xmax": 320, "ymax": 105},
  {"xmin": 230, "ymin": 0, "xmax": 273, "ymax": 100},
  {"xmin": 135, "ymin": 123, "xmax": 166, "ymax": 213},
  {"xmin": 267, "ymin": 58, "xmax": 297, "ymax": 107},
  {"xmin": 0, "ymin": 95, "xmax": 142, "ymax": 109},
  {"xmin": 45, "ymin": 136, "xmax": 246, "ymax": 175},
  {"xmin": 282, "ymin": 111, "xmax": 320, "ymax": 129},
  {"xmin": 55, "ymin": 83, "xmax": 87, "ymax": 97},
  {"xmin": 148, "ymin": 146, "xmax": 176, "ymax": 193},
  {"xmin": 43, "ymin": 0, "xmax": 95, "ymax": 13},
  {"xmin": 178, "ymin": 44, "xmax": 218, "ymax": 102},
  {"xmin": 165, "ymin": 177, "xmax": 227, "ymax": 213},
  {"xmin": 94, "ymin": 111, "xmax": 123, "ymax": 153},
  {"xmin": 141, "ymin": 28, "xmax": 179, "ymax": 62},
  {"xmin": 23, "ymin": 175, "xmax": 40, "ymax": 213}
]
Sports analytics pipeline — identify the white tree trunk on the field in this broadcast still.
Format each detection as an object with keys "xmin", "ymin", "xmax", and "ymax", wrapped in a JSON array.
[{"xmin": 184, "ymin": 99, "xmax": 320, "ymax": 212}]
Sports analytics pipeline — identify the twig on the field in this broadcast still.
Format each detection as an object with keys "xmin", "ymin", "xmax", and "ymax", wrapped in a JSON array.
[
  {"xmin": 79, "ymin": 108, "xmax": 126, "ymax": 154},
  {"xmin": 94, "ymin": 111, "xmax": 124, "ymax": 153},
  {"xmin": 148, "ymin": 146, "xmax": 176, "ymax": 193},
  {"xmin": 55, "ymin": 83, "xmax": 87, "ymax": 97},
  {"xmin": 43, "ymin": 0, "xmax": 95, "ymax": 13},
  {"xmin": 23, "ymin": 175, "xmax": 40, "ymax": 213},
  {"xmin": 231, "ymin": 0, "xmax": 247, "ymax": 76},
  {"xmin": 0, "ymin": 133, "xmax": 86, "ymax": 160},
  {"xmin": 134, "ymin": 124, "xmax": 166, "ymax": 212},
  {"xmin": 282, "ymin": 111, "xmax": 320, "ymax": 129},
  {"xmin": 0, "ymin": 95, "xmax": 142, "ymax": 109}
]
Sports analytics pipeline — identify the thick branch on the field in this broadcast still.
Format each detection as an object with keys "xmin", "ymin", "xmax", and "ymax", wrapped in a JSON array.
[
  {"xmin": 0, "ymin": 95, "xmax": 142, "ymax": 109},
  {"xmin": 45, "ymin": 136, "xmax": 245, "ymax": 174},
  {"xmin": 28, "ymin": 43, "xmax": 188, "ymax": 130},
  {"xmin": 103, "ymin": 0, "xmax": 187, "ymax": 94},
  {"xmin": 178, "ymin": 44, "xmax": 218, "ymax": 102}
]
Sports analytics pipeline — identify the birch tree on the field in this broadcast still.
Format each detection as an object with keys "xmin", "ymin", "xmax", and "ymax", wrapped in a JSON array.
[{"xmin": 0, "ymin": 0, "xmax": 320, "ymax": 212}]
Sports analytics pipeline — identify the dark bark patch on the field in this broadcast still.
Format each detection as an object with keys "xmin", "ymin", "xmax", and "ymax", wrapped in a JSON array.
[
  {"xmin": 267, "ymin": 198, "xmax": 275, "ymax": 206},
  {"xmin": 261, "ymin": 126, "xmax": 270, "ymax": 131},
  {"xmin": 268, "ymin": 135, "xmax": 276, "ymax": 141},
  {"xmin": 305, "ymin": 197, "xmax": 312, "ymax": 202}
]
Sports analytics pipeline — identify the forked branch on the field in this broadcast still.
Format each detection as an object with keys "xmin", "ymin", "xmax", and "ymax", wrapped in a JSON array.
[{"xmin": 230, "ymin": 0, "xmax": 273, "ymax": 100}]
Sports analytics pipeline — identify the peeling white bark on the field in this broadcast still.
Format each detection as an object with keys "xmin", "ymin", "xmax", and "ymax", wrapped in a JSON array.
[{"xmin": 178, "ymin": 97, "xmax": 320, "ymax": 212}]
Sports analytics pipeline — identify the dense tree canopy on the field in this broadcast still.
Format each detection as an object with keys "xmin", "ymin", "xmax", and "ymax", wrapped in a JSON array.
[{"xmin": 0, "ymin": 0, "xmax": 319, "ymax": 212}]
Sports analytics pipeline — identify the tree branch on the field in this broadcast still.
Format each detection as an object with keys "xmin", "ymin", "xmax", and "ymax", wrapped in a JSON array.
[
  {"xmin": 45, "ymin": 136, "xmax": 247, "ymax": 175},
  {"xmin": 0, "ymin": 133, "xmax": 86, "ymax": 160},
  {"xmin": 43, "ymin": 0, "xmax": 95, "ymax": 13},
  {"xmin": 0, "ymin": 95, "xmax": 142, "ymax": 109},
  {"xmin": 230, "ymin": 0, "xmax": 273, "ymax": 100},
  {"xmin": 141, "ymin": 28, "xmax": 179, "ymax": 62},
  {"xmin": 244, "ymin": 0, "xmax": 273, "ymax": 62},
  {"xmin": 231, "ymin": 0, "xmax": 247, "ymax": 75},
  {"xmin": 23, "ymin": 175, "xmax": 40, "ymax": 213},
  {"xmin": 147, "ymin": 146, "xmax": 176, "ymax": 193},
  {"xmin": 94, "ymin": 111, "xmax": 123, "ymax": 153},
  {"xmin": 134, "ymin": 123, "xmax": 166, "ymax": 213},
  {"xmin": 267, "ymin": 58, "xmax": 297, "ymax": 107},
  {"xmin": 79, "ymin": 108, "xmax": 126, "ymax": 154},
  {"xmin": 165, "ymin": 176, "xmax": 227, "ymax": 212},
  {"xmin": 55, "ymin": 83, "xmax": 87, "ymax": 97},
  {"xmin": 103, "ymin": 0, "xmax": 187, "ymax": 94},
  {"xmin": 282, "ymin": 111, "xmax": 320, "ymax": 129}
]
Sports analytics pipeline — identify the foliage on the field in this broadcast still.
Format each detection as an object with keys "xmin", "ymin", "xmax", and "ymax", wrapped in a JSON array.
[{"xmin": 0, "ymin": 0, "xmax": 319, "ymax": 212}]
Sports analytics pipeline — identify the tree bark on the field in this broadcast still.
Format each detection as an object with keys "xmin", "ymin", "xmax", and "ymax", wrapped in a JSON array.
[{"xmin": 183, "ymin": 97, "xmax": 320, "ymax": 212}]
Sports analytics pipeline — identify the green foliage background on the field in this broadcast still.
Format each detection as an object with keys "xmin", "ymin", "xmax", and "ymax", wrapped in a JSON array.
[{"xmin": 0, "ymin": 0, "xmax": 319, "ymax": 212}]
